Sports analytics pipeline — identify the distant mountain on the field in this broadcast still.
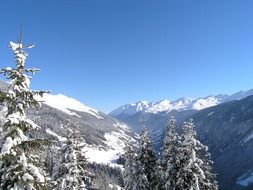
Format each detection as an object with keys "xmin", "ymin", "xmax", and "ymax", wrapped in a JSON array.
[
  {"xmin": 34, "ymin": 93, "xmax": 135, "ymax": 166},
  {"xmin": 109, "ymin": 89, "xmax": 253, "ymax": 140},
  {"xmin": 191, "ymin": 95, "xmax": 253, "ymax": 190},
  {"xmin": 110, "ymin": 89, "xmax": 253, "ymax": 117},
  {"xmin": 0, "ymin": 81, "xmax": 135, "ymax": 167},
  {"xmin": 110, "ymin": 90, "xmax": 253, "ymax": 190}
]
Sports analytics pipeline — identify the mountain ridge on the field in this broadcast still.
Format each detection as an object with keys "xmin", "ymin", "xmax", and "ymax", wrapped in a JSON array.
[
  {"xmin": 110, "ymin": 89, "xmax": 253, "ymax": 116},
  {"xmin": 0, "ymin": 80, "xmax": 135, "ymax": 167}
]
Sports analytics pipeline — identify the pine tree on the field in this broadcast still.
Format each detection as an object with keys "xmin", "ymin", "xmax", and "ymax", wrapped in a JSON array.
[
  {"xmin": 123, "ymin": 141, "xmax": 136, "ymax": 190},
  {"xmin": 197, "ymin": 141, "xmax": 218, "ymax": 190},
  {"xmin": 177, "ymin": 119, "xmax": 205, "ymax": 190},
  {"xmin": 161, "ymin": 116, "xmax": 182, "ymax": 190},
  {"xmin": 133, "ymin": 163, "xmax": 149, "ymax": 190},
  {"xmin": 0, "ymin": 34, "xmax": 48, "ymax": 189},
  {"xmin": 134, "ymin": 128, "xmax": 159, "ymax": 190},
  {"xmin": 52, "ymin": 129, "xmax": 92, "ymax": 190}
]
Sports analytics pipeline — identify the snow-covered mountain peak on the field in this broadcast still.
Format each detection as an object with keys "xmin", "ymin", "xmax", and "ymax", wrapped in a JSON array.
[
  {"xmin": 171, "ymin": 96, "xmax": 194, "ymax": 110},
  {"xmin": 37, "ymin": 93, "xmax": 103, "ymax": 119},
  {"xmin": 110, "ymin": 89, "xmax": 253, "ymax": 116},
  {"xmin": 110, "ymin": 100, "xmax": 151, "ymax": 116},
  {"xmin": 147, "ymin": 99, "xmax": 171, "ymax": 113},
  {"xmin": 191, "ymin": 96, "xmax": 221, "ymax": 110},
  {"xmin": 133, "ymin": 100, "xmax": 150, "ymax": 110}
]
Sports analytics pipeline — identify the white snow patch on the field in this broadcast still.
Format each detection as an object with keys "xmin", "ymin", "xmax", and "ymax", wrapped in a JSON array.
[
  {"xmin": 147, "ymin": 99, "xmax": 172, "ymax": 113},
  {"xmin": 83, "ymin": 130, "xmax": 135, "ymax": 168},
  {"xmin": 36, "ymin": 94, "xmax": 103, "ymax": 119},
  {"xmin": 192, "ymin": 96, "xmax": 219, "ymax": 110},
  {"xmin": 10, "ymin": 41, "xmax": 22, "ymax": 50},
  {"xmin": 29, "ymin": 165, "xmax": 45, "ymax": 183},
  {"xmin": 113, "ymin": 122, "xmax": 129, "ymax": 130},
  {"xmin": 237, "ymin": 171, "xmax": 253, "ymax": 186},
  {"xmin": 45, "ymin": 128, "xmax": 67, "ymax": 142},
  {"xmin": 111, "ymin": 100, "xmax": 150, "ymax": 116},
  {"xmin": 242, "ymin": 132, "xmax": 253, "ymax": 144},
  {"xmin": 171, "ymin": 97, "xmax": 194, "ymax": 110},
  {"xmin": 23, "ymin": 173, "xmax": 34, "ymax": 181},
  {"xmin": 1, "ymin": 137, "xmax": 14, "ymax": 155},
  {"xmin": 207, "ymin": 112, "xmax": 215, "ymax": 117},
  {"xmin": 83, "ymin": 146, "xmax": 120, "ymax": 167},
  {"xmin": 109, "ymin": 183, "xmax": 122, "ymax": 190}
]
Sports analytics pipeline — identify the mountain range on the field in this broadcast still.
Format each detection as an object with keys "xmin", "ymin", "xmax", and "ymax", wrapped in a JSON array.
[
  {"xmin": 110, "ymin": 88, "xmax": 253, "ymax": 190},
  {"xmin": 2, "ymin": 78, "xmax": 253, "ymax": 190},
  {"xmin": 0, "ymin": 80, "xmax": 135, "ymax": 168},
  {"xmin": 111, "ymin": 89, "xmax": 253, "ymax": 117}
]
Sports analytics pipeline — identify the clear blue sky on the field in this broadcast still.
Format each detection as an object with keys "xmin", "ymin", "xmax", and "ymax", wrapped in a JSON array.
[{"xmin": 1, "ymin": 0, "xmax": 253, "ymax": 112}]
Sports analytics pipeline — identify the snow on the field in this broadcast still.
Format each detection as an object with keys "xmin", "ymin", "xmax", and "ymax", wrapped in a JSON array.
[
  {"xmin": 109, "ymin": 183, "xmax": 122, "ymax": 190},
  {"xmin": 242, "ymin": 132, "xmax": 253, "ymax": 144},
  {"xmin": 147, "ymin": 99, "xmax": 172, "ymax": 113},
  {"xmin": 172, "ymin": 97, "xmax": 193, "ymax": 110},
  {"xmin": 8, "ymin": 113, "xmax": 22, "ymax": 125},
  {"xmin": 113, "ymin": 122, "xmax": 129, "ymax": 130},
  {"xmin": 236, "ymin": 171, "xmax": 253, "ymax": 186},
  {"xmin": 192, "ymin": 96, "xmax": 220, "ymax": 110},
  {"xmin": 36, "ymin": 94, "xmax": 103, "ymax": 119},
  {"xmin": 110, "ymin": 100, "xmax": 150, "ymax": 116},
  {"xmin": 111, "ymin": 96, "xmax": 219, "ymax": 115},
  {"xmin": 83, "ymin": 127, "xmax": 135, "ymax": 168},
  {"xmin": 83, "ymin": 146, "xmax": 120, "ymax": 166},
  {"xmin": 6, "ymin": 110, "xmax": 39, "ymax": 131},
  {"xmin": 111, "ymin": 92, "xmax": 253, "ymax": 115},
  {"xmin": 29, "ymin": 165, "xmax": 45, "ymax": 183},
  {"xmin": 46, "ymin": 128, "xmax": 67, "ymax": 142},
  {"xmin": 1, "ymin": 137, "xmax": 14, "ymax": 155},
  {"xmin": 207, "ymin": 112, "xmax": 215, "ymax": 117},
  {"xmin": 23, "ymin": 173, "xmax": 34, "ymax": 181},
  {"xmin": 1, "ymin": 128, "xmax": 28, "ymax": 155},
  {"xmin": 4, "ymin": 67, "xmax": 12, "ymax": 71},
  {"xmin": 25, "ymin": 119, "xmax": 40, "ymax": 130},
  {"xmin": 10, "ymin": 41, "xmax": 21, "ymax": 50}
]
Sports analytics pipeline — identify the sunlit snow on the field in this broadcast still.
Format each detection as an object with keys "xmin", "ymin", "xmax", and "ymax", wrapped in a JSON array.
[
  {"xmin": 46, "ymin": 128, "xmax": 67, "ymax": 142},
  {"xmin": 36, "ymin": 94, "xmax": 103, "ymax": 119},
  {"xmin": 83, "ymin": 123, "xmax": 135, "ymax": 167}
]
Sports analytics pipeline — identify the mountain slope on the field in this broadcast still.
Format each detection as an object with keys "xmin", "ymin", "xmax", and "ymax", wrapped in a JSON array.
[
  {"xmin": 110, "ymin": 90, "xmax": 253, "ymax": 190},
  {"xmin": 36, "ymin": 93, "xmax": 103, "ymax": 119},
  {"xmin": 190, "ymin": 96, "xmax": 253, "ymax": 190},
  {"xmin": 29, "ymin": 94, "xmax": 135, "ymax": 166},
  {"xmin": 0, "ymin": 80, "xmax": 134, "ymax": 166}
]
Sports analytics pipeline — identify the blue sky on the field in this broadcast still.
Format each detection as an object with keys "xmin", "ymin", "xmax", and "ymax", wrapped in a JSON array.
[{"xmin": 1, "ymin": 0, "xmax": 253, "ymax": 112}]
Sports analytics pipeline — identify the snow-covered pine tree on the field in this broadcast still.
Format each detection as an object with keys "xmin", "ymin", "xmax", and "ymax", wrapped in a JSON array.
[
  {"xmin": 52, "ymin": 129, "xmax": 92, "ymax": 190},
  {"xmin": 197, "ymin": 140, "xmax": 218, "ymax": 190},
  {"xmin": 0, "ymin": 35, "xmax": 48, "ymax": 189},
  {"xmin": 134, "ymin": 128, "xmax": 159, "ymax": 190},
  {"xmin": 133, "ymin": 164, "xmax": 149, "ymax": 190},
  {"xmin": 177, "ymin": 119, "xmax": 205, "ymax": 190},
  {"xmin": 161, "ymin": 116, "xmax": 182, "ymax": 190},
  {"xmin": 123, "ymin": 141, "xmax": 136, "ymax": 190}
]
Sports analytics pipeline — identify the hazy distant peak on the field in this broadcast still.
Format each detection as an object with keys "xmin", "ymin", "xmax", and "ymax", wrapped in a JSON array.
[{"xmin": 110, "ymin": 89, "xmax": 253, "ymax": 116}]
